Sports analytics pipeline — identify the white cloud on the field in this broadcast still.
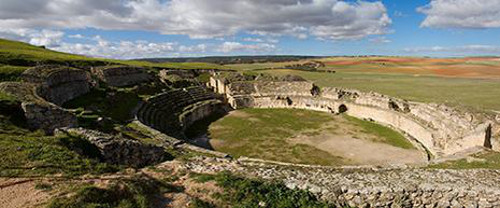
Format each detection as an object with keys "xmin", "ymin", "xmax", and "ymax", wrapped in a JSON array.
[
  {"xmin": 404, "ymin": 45, "xmax": 500, "ymax": 54},
  {"xmin": 179, "ymin": 44, "xmax": 207, "ymax": 53},
  {"xmin": 0, "ymin": 28, "xmax": 64, "ymax": 47},
  {"xmin": 52, "ymin": 37, "xmax": 277, "ymax": 58},
  {"xmin": 243, "ymin": 37, "xmax": 279, "ymax": 43},
  {"xmin": 418, "ymin": 0, "xmax": 500, "ymax": 28},
  {"xmin": 217, "ymin": 42, "xmax": 276, "ymax": 53},
  {"xmin": 54, "ymin": 38, "xmax": 179, "ymax": 59},
  {"xmin": 0, "ymin": 0, "xmax": 391, "ymax": 40},
  {"xmin": 243, "ymin": 38, "xmax": 264, "ymax": 43},
  {"xmin": 68, "ymin": 34, "xmax": 84, "ymax": 39},
  {"xmin": 370, "ymin": 36, "xmax": 391, "ymax": 44}
]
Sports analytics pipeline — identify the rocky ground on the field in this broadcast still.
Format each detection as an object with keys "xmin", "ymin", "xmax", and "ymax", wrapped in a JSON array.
[{"xmin": 181, "ymin": 156, "xmax": 500, "ymax": 208}]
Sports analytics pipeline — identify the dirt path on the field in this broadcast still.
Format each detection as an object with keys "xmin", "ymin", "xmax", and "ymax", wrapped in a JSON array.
[
  {"xmin": 0, "ymin": 178, "xmax": 51, "ymax": 208},
  {"xmin": 290, "ymin": 131, "xmax": 427, "ymax": 166}
]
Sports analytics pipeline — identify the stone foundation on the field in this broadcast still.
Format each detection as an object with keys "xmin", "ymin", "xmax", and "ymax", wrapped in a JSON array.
[
  {"xmin": 92, "ymin": 65, "xmax": 151, "ymax": 87},
  {"xmin": 21, "ymin": 65, "xmax": 92, "ymax": 105},
  {"xmin": 0, "ymin": 82, "xmax": 77, "ymax": 133}
]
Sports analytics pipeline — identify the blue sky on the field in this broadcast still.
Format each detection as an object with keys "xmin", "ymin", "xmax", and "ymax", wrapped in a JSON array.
[{"xmin": 1, "ymin": 0, "xmax": 500, "ymax": 59}]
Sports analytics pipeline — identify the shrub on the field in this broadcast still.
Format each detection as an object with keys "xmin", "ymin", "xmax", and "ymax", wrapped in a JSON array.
[
  {"xmin": 196, "ymin": 172, "xmax": 335, "ymax": 208},
  {"xmin": 48, "ymin": 177, "xmax": 178, "ymax": 208}
]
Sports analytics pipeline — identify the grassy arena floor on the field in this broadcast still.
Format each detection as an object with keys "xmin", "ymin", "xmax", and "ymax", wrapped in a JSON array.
[{"xmin": 207, "ymin": 108, "xmax": 417, "ymax": 166}]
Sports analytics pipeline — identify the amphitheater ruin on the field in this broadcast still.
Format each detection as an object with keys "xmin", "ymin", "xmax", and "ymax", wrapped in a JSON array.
[
  {"xmin": 207, "ymin": 72, "xmax": 496, "ymax": 159},
  {"xmin": 2, "ymin": 65, "xmax": 500, "ymax": 207}
]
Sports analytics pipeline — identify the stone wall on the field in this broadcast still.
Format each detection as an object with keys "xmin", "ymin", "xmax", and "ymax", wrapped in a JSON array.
[
  {"xmin": 181, "ymin": 156, "xmax": 500, "ymax": 208},
  {"xmin": 92, "ymin": 65, "xmax": 151, "ymax": 87},
  {"xmin": 0, "ymin": 82, "xmax": 77, "ymax": 133},
  {"xmin": 179, "ymin": 100, "xmax": 225, "ymax": 131},
  {"xmin": 55, "ymin": 128, "xmax": 168, "ymax": 168},
  {"xmin": 159, "ymin": 69, "xmax": 196, "ymax": 79},
  {"xmin": 21, "ymin": 65, "xmax": 91, "ymax": 105},
  {"xmin": 209, "ymin": 75, "xmax": 496, "ymax": 158}
]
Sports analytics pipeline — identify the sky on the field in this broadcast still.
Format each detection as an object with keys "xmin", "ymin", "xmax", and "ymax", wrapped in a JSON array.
[{"xmin": 1, "ymin": 0, "xmax": 500, "ymax": 59}]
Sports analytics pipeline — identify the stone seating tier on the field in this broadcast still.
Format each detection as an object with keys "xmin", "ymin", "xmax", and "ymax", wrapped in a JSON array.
[{"xmin": 136, "ymin": 86, "xmax": 219, "ymax": 138}]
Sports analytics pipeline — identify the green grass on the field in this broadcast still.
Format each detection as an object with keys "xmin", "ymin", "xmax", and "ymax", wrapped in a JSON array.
[
  {"xmin": 63, "ymin": 88, "xmax": 141, "ymax": 123},
  {"xmin": 343, "ymin": 115, "xmax": 415, "ymax": 149},
  {"xmin": 261, "ymin": 69, "xmax": 500, "ymax": 112},
  {"xmin": 0, "ymin": 39, "xmax": 97, "ymax": 64},
  {"xmin": 0, "ymin": 133, "xmax": 118, "ymax": 177},
  {"xmin": 208, "ymin": 108, "xmax": 345, "ymax": 166},
  {"xmin": 192, "ymin": 172, "xmax": 335, "ymax": 208},
  {"xmin": 209, "ymin": 108, "xmax": 414, "ymax": 165},
  {"xmin": 0, "ymin": 91, "xmax": 16, "ymax": 102},
  {"xmin": 227, "ymin": 62, "xmax": 298, "ymax": 71},
  {"xmin": 429, "ymin": 151, "xmax": 500, "ymax": 169},
  {"xmin": 0, "ymin": 38, "xmax": 227, "ymax": 75},
  {"xmin": 0, "ymin": 64, "xmax": 28, "ymax": 81}
]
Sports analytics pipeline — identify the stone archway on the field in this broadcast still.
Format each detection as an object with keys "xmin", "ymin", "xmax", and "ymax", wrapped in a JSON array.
[
  {"xmin": 338, "ymin": 104, "xmax": 348, "ymax": 114},
  {"xmin": 485, "ymin": 124, "xmax": 493, "ymax": 149}
]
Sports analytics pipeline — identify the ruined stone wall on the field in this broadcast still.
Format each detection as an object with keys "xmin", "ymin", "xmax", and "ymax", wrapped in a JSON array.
[
  {"xmin": 179, "ymin": 100, "xmax": 224, "ymax": 131},
  {"xmin": 183, "ymin": 156, "xmax": 500, "ymax": 208},
  {"xmin": 0, "ymin": 82, "xmax": 77, "ymax": 133},
  {"xmin": 92, "ymin": 66, "xmax": 151, "ymax": 87},
  {"xmin": 159, "ymin": 69, "xmax": 196, "ymax": 79},
  {"xmin": 55, "ymin": 128, "xmax": 167, "ymax": 168},
  {"xmin": 208, "ymin": 77, "xmax": 495, "ymax": 158},
  {"xmin": 21, "ymin": 65, "xmax": 91, "ymax": 105},
  {"xmin": 253, "ymin": 81, "xmax": 314, "ymax": 97}
]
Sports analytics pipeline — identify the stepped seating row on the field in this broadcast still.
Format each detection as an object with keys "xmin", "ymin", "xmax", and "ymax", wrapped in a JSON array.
[{"xmin": 136, "ymin": 87, "xmax": 218, "ymax": 138}]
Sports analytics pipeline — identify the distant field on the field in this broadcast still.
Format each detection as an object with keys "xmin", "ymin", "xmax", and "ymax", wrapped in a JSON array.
[
  {"xmin": 228, "ymin": 56, "xmax": 500, "ymax": 79},
  {"xmin": 227, "ymin": 57, "xmax": 500, "ymax": 111},
  {"xmin": 227, "ymin": 61, "xmax": 302, "ymax": 71},
  {"xmin": 208, "ymin": 108, "xmax": 423, "ymax": 166},
  {"xmin": 317, "ymin": 57, "xmax": 500, "ymax": 79},
  {"xmin": 262, "ymin": 69, "xmax": 500, "ymax": 112}
]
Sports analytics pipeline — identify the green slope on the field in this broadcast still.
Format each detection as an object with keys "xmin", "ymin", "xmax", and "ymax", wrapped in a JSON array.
[{"xmin": 0, "ymin": 38, "xmax": 227, "ymax": 81}]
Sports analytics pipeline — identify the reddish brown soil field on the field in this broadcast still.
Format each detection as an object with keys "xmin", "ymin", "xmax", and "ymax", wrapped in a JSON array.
[{"xmin": 320, "ymin": 57, "xmax": 500, "ymax": 79}]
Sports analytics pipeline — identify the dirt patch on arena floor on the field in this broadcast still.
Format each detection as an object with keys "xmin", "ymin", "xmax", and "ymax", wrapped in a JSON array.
[{"xmin": 289, "ymin": 130, "xmax": 427, "ymax": 166}]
